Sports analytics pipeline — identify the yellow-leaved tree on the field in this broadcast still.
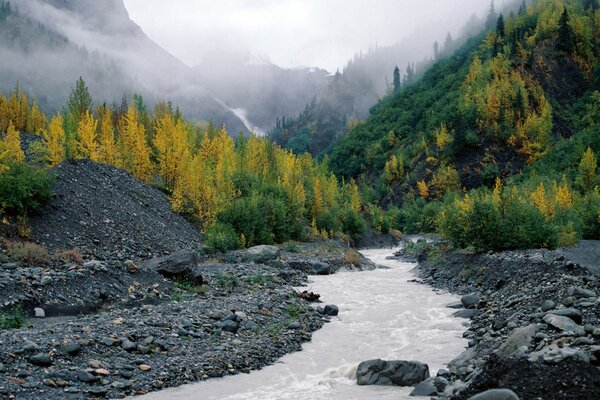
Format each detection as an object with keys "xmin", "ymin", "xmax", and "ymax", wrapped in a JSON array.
[
  {"xmin": 97, "ymin": 107, "xmax": 119, "ymax": 166},
  {"xmin": 0, "ymin": 122, "xmax": 25, "ymax": 165},
  {"xmin": 75, "ymin": 110, "xmax": 99, "ymax": 160},
  {"xmin": 577, "ymin": 147, "xmax": 597, "ymax": 193},
  {"xmin": 121, "ymin": 104, "xmax": 153, "ymax": 182},
  {"xmin": 153, "ymin": 114, "xmax": 190, "ymax": 191},
  {"xmin": 44, "ymin": 114, "xmax": 66, "ymax": 166}
]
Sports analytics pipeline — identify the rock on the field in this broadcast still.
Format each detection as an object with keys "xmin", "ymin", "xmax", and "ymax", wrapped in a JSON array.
[
  {"xmin": 33, "ymin": 307, "xmax": 45, "ymax": 318},
  {"xmin": 461, "ymin": 293, "xmax": 480, "ymax": 309},
  {"xmin": 89, "ymin": 360, "xmax": 103, "ymax": 368},
  {"xmin": 410, "ymin": 377, "xmax": 438, "ymax": 396},
  {"xmin": 101, "ymin": 338, "xmax": 115, "ymax": 346},
  {"xmin": 570, "ymin": 287, "xmax": 596, "ymax": 298},
  {"xmin": 29, "ymin": 353, "xmax": 53, "ymax": 367},
  {"xmin": 121, "ymin": 339, "xmax": 137, "ymax": 352},
  {"xmin": 95, "ymin": 368, "xmax": 110, "ymax": 376},
  {"xmin": 323, "ymin": 304, "xmax": 339, "ymax": 316},
  {"xmin": 124, "ymin": 260, "xmax": 138, "ymax": 273},
  {"xmin": 543, "ymin": 314, "xmax": 585, "ymax": 336},
  {"xmin": 143, "ymin": 251, "xmax": 202, "ymax": 284},
  {"xmin": 454, "ymin": 309, "xmax": 478, "ymax": 319},
  {"xmin": 546, "ymin": 308, "xmax": 582, "ymax": 324},
  {"xmin": 1, "ymin": 263, "xmax": 18, "ymax": 270},
  {"xmin": 139, "ymin": 364, "xmax": 151, "ymax": 371},
  {"xmin": 243, "ymin": 245, "xmax": 280, "ymax": 264},
  {"xmin": 467, "ymin": 389, "xmax": 520, "ymax": 400},
  {"xmin": 61, "ymin": 342, "xmax": 81, "ymax": 356},
  {"xmin": 497, "ymin": 324, "xmax": 538, "ymax": 358},
  {"xmin": 311, "ymin": 261, "xmax": 333, "ymax": 275},
  {"xmin": 446, "ymin": 301, "xmax": 464, "ymax": 309},
  {"xmin": 77, "ymin": 370, "xmax": 99, "ymax": 383},
  {"xmin": 356, "ymin": 359, "xmax": 430, "ymax": 386},
  {"xmin": 529, "ymin": 344, "xmax": 590, "ymax": 364},
  {"xmin": 540, "ymin": 300, "xmax": 555, "ymax": 312},
  {"xmin": 221, "ymin": 320, "xmax": 239, "ymax": 333}
]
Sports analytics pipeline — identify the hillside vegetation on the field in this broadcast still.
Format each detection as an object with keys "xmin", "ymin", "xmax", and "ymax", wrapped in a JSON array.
[{"xmin": 326, "ymin": 0, "xmax": 600, "ymax": 250}]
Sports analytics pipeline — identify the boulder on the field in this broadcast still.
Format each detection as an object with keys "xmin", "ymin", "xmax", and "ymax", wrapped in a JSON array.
[
  {"xmin": 540, "ymin": 300, "xmax": 555, "ymax": 312},
  {"xmin": 461, "ymin": 293, "xmax": 480, "ymax": 309},
  {"xmin": 323, "ymin": 304, "xmax": 339, "ymax": 316},
  {"xmin": 29, "ymin": 353, "xmax": 53, "ymax": 367},
  {"xmin": 410, "ymin": 377, "xmax": 438, "ymax": 396},
  {"xmin": 546, "ymin": 308, "xmax": 582, "ymax": 324},
  {"xmin": 356, "ymin": 359, "xmax": 429, "ymax": 386},
  {"xmin": 570, "ymin": 287, "xmax": 596, "ymax": 298},
  {"xmin": 311, "ymin": 261, "xmax": 333, "ymax": 275},
  {"xmin": 34, "ymin": 307, "xmax": 45, "ymax": 318},
  {"xmin": 243, "ymin": 245, "xmax": 280, "ymax": 263},
  {"xmin": 143, "ymin": 251, "xmax": 202, "ymax": 284},
  {"xmin": 543, "ymin": 314, "xmax": 585, "ymax": 336},
  {"xmin": 467, "ymin": 389, "xmax": 520, "ymax": 400},
  {"xmin": 497, "ymin": 324, "xmax": 538, "ymax": 358}
]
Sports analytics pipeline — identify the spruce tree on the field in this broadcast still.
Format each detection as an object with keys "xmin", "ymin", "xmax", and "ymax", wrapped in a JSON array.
[
  {"xmin": 496, "ymin": 14, "xmax": 505, "ymax": 38},
  {"xmin": 485, "ymin": 1, "xmax": 497, "ymax": 29},
  {"xmin": 557, "ymin": 8, "xmax": 575, "ymax": 53},
  {"xmin": 393, "ymin": 66, "xmax": 401, "ymax": 93},
  {"xmin": 68, "ymin": 77, "xmax": 92, "ymax": 117},
  {"xmin": 518, "ymin": 0, "xmax": 527, "ymax": 16}
]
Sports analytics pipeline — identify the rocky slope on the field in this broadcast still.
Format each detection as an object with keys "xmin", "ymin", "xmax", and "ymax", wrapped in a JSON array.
[
  {"xmin": 30, "ymin": 159, "xmax": 202, "ymax": 260},
  {"xmin": 409, "ymin": 242, "xmax": 600, "ymax": 399}
]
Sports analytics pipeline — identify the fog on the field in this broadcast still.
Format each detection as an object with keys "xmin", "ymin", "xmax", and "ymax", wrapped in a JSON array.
[{"xmin": 123, "ymin": 0, "xmax": 493, "ymax": 72}]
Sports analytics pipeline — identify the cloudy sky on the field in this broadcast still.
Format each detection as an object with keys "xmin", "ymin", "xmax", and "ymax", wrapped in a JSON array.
[{"xmin": 123, "ymin": 0, "xmax": 494, "ymax": 72}]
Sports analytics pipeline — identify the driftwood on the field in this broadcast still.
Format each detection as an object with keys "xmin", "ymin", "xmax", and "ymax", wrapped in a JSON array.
[{"xmin": 296, "ymin": 290, "xmax": 321, "ymax": 302}]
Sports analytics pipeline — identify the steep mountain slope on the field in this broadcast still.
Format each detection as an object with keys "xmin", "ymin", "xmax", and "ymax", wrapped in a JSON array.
[{"xmin": 328, "ymin": 0, "xmax": 600, "ymax": 208}]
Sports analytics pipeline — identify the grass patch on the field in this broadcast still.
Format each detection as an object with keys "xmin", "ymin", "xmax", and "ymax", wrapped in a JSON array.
[
  {"xmin": 344, "ymin": 248, "xmax": 362, "ymax": 267},
  {"xmin": 285, "ymin": 301, "xmax": 308, "ymax": 320},
  {"xmin": 214, "ymin": 272, "xmax": 239, "ymax": 292},
  {"xmin": 174, "ymin": 278, "xmax": 207, "ymax": 295},
  {"xmin": 55, "ymin": 249, "xmax": 84, "ymax": 265},
  {"xmin": 6, "ymin": 241, "xmax": 49, "ymax": 265}
]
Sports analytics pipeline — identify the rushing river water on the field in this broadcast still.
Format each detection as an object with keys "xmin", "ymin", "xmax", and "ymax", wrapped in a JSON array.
[{"xmin": 137, "ymin": 247, "xmax": 467, "ymax": 400}]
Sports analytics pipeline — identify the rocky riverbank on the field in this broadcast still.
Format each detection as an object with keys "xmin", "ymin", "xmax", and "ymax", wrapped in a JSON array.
[
  {"xmin": 0, "ymin": 242, "xmax": 375, "ymax": 399},
  {"xmin": 406, "ymin": 241, "xmax": 600, "ymax": 399}
]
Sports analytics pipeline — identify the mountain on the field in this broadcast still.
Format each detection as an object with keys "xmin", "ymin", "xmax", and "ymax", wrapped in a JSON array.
[
  {"xmin": 328, "ymin": 0, "xmax": 599, "ymax": 201},
  {"xmin": 1, "ymin": 0, "xmax": 331, "ymax": 135}
]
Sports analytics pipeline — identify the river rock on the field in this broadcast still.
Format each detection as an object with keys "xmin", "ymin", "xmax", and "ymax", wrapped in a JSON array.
[
  {"xmin": 311, "ymin": 261, "xmax": 333, "ymax": 275},
  {"xmin": 546, "ymin": 308, "xmax": 582, "ymax": 324},
  {"xmin": 570, "ymin": 287, "xmax": 596, "ymax": 298},
  {"xmin": 467, "ymin": 389, "xmax": 520, "ymax": 400},
  {"xmin": 409, "ymin": 377, "xmax": 438, "ymax": 396},
  {"xmin": 143, "ymin": 251, "xmax": 202, "ymax": 284},
  {"xmin": 243, "ymin": 245, "xmax": 280, "ymax": 263},
  {"xmin": 540, "ymin": 300, "xmax": 555, "ymax": 312},
  {"xmin": 461, "ymin": 293, "xmax": 480, "ymax": 309},
  {"xmin": 34, "ymin": 307, "xmax": 45, "ymax": 318},
  {"xmin": 356, "ymin": 359, "xmax": 430, "ymax": 386},
  {"xmin": 323, "ymin": 305, "xmax": 339, "ymax": 316},
  {"xmin": 29, "ymin": 353, "xmax": 53, "ymax": 367},
  {"xmin": 543, "ymin": 314, "xmax": 585, "ymax": 336},
  {"xmin": 497, "ymin": 324, "xmax": 538, "ymax": 358}
]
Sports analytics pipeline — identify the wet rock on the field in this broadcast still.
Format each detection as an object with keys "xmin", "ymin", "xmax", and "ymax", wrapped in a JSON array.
[
  {"xmin": 410, "ymin": 377, "xmax": 438, "ymax": 396},
  {"xmin": 323, "ymin": 304, "xmax": 339, "ymax": 316},
  {"xmin": 461, "ymin": 294, "xmax": 480, "ymax": 309},
  {"xmin": 243, "ymin": 245, "xmax": 280, "ymax": 264},
  {"xmin": 356, "ymin": 359, "xmax": 430, "ymax": 386},
  {"xmin": 311, "ymin": 261, "xmax": 333, "ymax": 275},
  {"xmin": 455, "ymin": 309, "xmax": 478, "ymax": 319},
  {"xmin": 543, "ymin": 314, "xmax": 585, "ymax": 336},
  {"xmin": 467, "ymin": 389, "xmax": 520, "ymax": 400}
]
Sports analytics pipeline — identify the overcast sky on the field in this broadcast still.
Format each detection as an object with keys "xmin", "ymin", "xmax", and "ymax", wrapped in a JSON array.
[{"xmin": 123, "ymin": 0, "xmax": 494, "ymax": 72}]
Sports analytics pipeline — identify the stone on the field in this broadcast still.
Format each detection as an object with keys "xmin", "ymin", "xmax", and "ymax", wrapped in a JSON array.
[
  {"xmin": 311, "ymin": 261, "xmax": 333, "ymax": 275},
  {"xmin": 446, "ymin": 301, "xmax": 464, "ymax": 309},
  {"xmin": 121, "ymin": 339, "xmax": 137, "ymax": 352},
  {"xmin": 543, "ymin": 314, "xmax": 585, "ymax": 336},
  {"xmin": 124, "ymin": 260, "xmax": 138, "ymax": 273},
  {"xmin": 89, "ymin": 360, "xmax": 103, "ymax": 368},
  {"xmin": 221, "ymin": 320, "xmax": 239, "ymax": 333},
  {"xmin": 243, "ymin": 245, "xmax": 281, "ymax": 263},
  {"xmin": 570, "ymin": 287, "xmax": 596, "ymax": 298},
  {"xmin": 454, "ymin": 309, "xmax": 478, "ymax": 319},
  {"xmin": 29, "ymin": 353, "xmax": 53, "ymax": 367},
  {"xmin": 356, "ymin": 359, "xmax": 430, "ymax": 386},
  {"xmin": 101, "ymin": 338, "xmax": 115, "ymax": 346},
  {"xmin": 540, "ymin": 300, "xmax": 555, "ymax": 312},
  {"xmin": 143, "ymin": 251, "xmax": 202, "ymax": 284},
  {"xmin": 467, "ymin": 389, "xmax": 520, "ymax": 400},
  {"xmin": 546, "ymin": 308, "xmax": 582, "ymax": 324},
  {"xmin": 323, "ymin": 304, "xmax": 339, "ymax": 316},
  {"xmin": 461, "ymin": 294, "xmax": 480, "ymax": 309},
  {"xmin": 410, "ymin": 377, "xmax": 437, "ymax": 396},
  {"xmin": 529, "ymin": 344, "xmax": 590, "ymax": 364},
  {"xmin": 61, "ymin": 342, "xmax": 81, "ymax": 356},
  {"xmin": 139, "ymin": 364, "xmax": 151, "ymax": 371},
  {"xmin": 33, "ymin": 307, "xmax": 45, "ymax": 318},
  {"xmin": 497, "ymin": 324, "xmax": 538, "ymax": 358},
  {"xmin": 95, "ymin": 369, "xmax": 110, "ymax": 376},
  {"xmin": 77, "ymin": 370, "xmax": 99, "ymax": 383}
]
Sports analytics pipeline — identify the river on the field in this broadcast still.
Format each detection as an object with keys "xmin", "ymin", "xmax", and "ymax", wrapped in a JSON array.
[{"xmin": 135, "ymin": 247, "xmax": 467, "ymax": 400}]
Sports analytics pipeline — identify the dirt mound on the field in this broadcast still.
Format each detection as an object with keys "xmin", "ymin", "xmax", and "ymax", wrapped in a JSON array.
[{"xmin": 30, "ymin": 159, "xmax": 201, "ymax": 260}]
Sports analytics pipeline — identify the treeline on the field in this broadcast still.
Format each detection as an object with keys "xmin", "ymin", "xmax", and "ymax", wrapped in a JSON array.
[
  {"xmin": 328, "ymin": 0, "xmax": 600, "ymax": 251},
  {"xmin": 0, "ymin": 78, "xmax": 367, "ymax": 250}
]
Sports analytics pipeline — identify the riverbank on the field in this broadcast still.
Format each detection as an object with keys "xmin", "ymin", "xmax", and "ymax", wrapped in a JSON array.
[
  {"xmin": 410, "ymin": 241, "xmax": 600, "ymax": 399},
  {"xmin": 0, "ymin": 242, "xmax": 375, "ymax": 399}
]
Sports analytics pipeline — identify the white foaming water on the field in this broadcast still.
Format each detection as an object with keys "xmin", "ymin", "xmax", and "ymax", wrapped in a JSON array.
[{"xmin": 135, "ymin": 248, "xmax": 467, "ymax": 400}]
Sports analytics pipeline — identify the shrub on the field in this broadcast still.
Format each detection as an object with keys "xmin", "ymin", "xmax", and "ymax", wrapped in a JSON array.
[
  {"xmin": 203, "ymin": 222, "xmax": 240, "ymax": 253},
  {"xmin": 0, "ymin": 306, "xmax": 26, "ymax": 330},
  {"xmin": 344, "ymin": 248, "xmax": 362, "ymax": 267},
  {"xmin": 315, "ymin": 210, "xmax": 340, "ymax": 235},
  {"xmin": 55, "ymin": 249, "xmax": 84, "ymax": 265},
  {"xmin": 6, "ymin": 241, "xmax": 49, "ymax": 264},
  {"xmin": 0, "ymin": 163, "xmax": 54, "ymax": 216},
  {"xmin": 339, "ymin": 209, "xmax": 366, "ymax": 241}
]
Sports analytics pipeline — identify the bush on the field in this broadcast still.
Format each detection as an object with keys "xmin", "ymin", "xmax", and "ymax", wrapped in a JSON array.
[
  {"xmin": 6, "ymin": 241, "xmax": 49, "ymax": 264},
  {"xmin": 576, "ymin": 190, "xmax": 600, "ymax": 239},
  {"xmin": 340, "ymin": 209, "xmax": 367, "ymax": 241},
  {"xmin": 315, "ymin": 210, "xmax": 341, "ymax": 235},
  {"xmin": 397, "ymin": 197, "xmax": 442, "ymax": 233},
  {"xmin": 0, "ymin": 163, "xmax": 54, "ymax": 216},
  {"xmin": 203, "ymin": 223, "xmax": 240, "ymax": 253},
  {"xmin": 0, "ymin": 306, "xmax": 26, "ymax": 330}
]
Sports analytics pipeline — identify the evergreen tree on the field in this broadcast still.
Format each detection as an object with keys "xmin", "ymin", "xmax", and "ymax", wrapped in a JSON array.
[
  {"xmin": 557, "ymin": 8, "xmax": 576, "ymax": 53},
  {"xmin": 496, "ymin": 14, "xmax": 505, "ymax": 38},
  {"xmin": 68, "ymin": 77, "xmax": 92, "ymax": 117},
  {"xmin": 393, "ymin": 66, "xmax": 401, "ymax": 93},
  {"xmin": 444, "ymin": 32, "xmax": 454, "ymax": 55},
  {"xmin": 583, "ymin": 0, "xmax": 599, "ymax": 11},
  {"xmin": 433, "ymin": 41, "xmax": 440, "ymax": 60},
  {"xmin": 518, "ymin": 0, "xmax": 527, "ymax": 16},
  {"xmin": 485, "ymin": 1, "xmax": 498, "ymax": 29}
]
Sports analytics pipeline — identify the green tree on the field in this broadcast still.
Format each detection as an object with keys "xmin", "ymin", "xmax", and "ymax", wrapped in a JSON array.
[
  {"xmin": 485, "ymin": 0, "xmax": 498, "ymax": 29},
  {"xmin": 496, "ymin": 14, "xmax": 505, "ymax": 38},
  {"xmin": 577, "ymin": 147, "xmax": 597, "ymax": 193},
  {"xmin": 557, "ymin": 8, "xmax": 575, "ymax": 53},
  {"xmin": 68, "ymin": 77, "xmax": 92, "ymax": 117},
  {"xmin": 393, "ymin": 66, "xmax": 401, "ymax": 93}
]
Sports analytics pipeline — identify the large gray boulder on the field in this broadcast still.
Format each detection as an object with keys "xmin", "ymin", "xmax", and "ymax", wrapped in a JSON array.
[
  {"xmin": 143, "ymin": 251, "xmax": 202, "ymax": 284},
  {"xmin": 356, "ymin": 359, "xmax": 429, "ymax": 386},
  {"xmin": 461, "ymin": 293, "xmax": 480, "ymax": 309},
  {"xmin": 467, "ymin": 389, "xmax": 520, "ymax": 400},
  {"xmin": 243, "ymin": 245, "xmax": 280, "ymax": 264},
  {"xmin": 497, "ymin": 324, "xmax": 538, "ymax": 358},
  {"xmin": 543, "ymin": 314, "xmax": 585, "ymax": 336}
]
